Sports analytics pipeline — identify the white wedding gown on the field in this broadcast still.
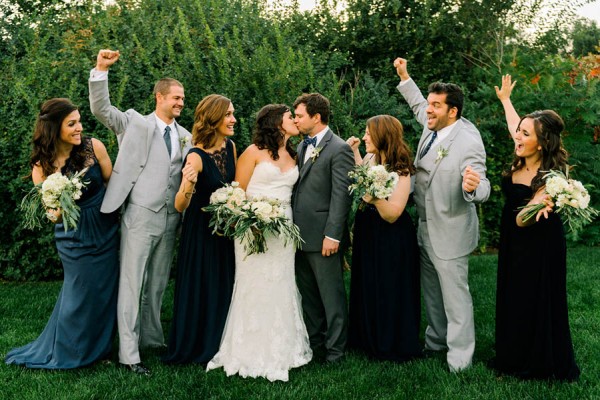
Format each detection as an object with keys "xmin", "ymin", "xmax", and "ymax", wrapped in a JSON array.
[{"xmin": 206, "ymin": 162, "xmax": 312, "ymax": 382}]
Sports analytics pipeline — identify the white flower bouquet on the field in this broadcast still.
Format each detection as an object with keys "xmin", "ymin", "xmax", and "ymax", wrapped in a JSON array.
[
  {"xmin": 347, "ymin": 164, "xmax": 399, "ymax": 224},
  {"xmin": 20, "ymin": 167, "xmax": 89, "ymax": 232},
  {"xmin": 203, "ymin": 182, "xmax": 304, "ymax": 257},
  {"xmin": 519, "ymin": 169, "xmax": 599, "ymax": 237}
]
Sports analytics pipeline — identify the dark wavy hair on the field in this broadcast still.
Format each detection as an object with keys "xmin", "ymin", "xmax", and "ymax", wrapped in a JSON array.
[
  {"xmin": 253, "ymin": 104, "xmax": 296, "ymax": 161},
  {"xmin": 366, "ymin": 115, "xmax": 415, "ymax": 176},
  {"xmin": 505, "ymin": 109, "xmax": 569, "ymax": 193},
  {"xmin": 29, "ymin": 98, "xmax": 86, "ymax": 178},
  {"xmin": 428, "ymin": 82, "xmax": 464, "ymax": 119},
  {"xmin": 192, "ymin": 94, "xmax": 232, "ymax": 148}
]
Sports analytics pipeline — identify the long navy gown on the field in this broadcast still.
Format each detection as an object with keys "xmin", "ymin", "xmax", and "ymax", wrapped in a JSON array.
[
  {"xmin": 494, "ymin": 176, "xmax": 580, "ymax": 381},
  {"xmin": 163, "ymin": 141, "xmax": 236, "ymax": 364},
  {"xmin": 5, "ymin": 137, "xmax": 119, "ymax": 369},
  {"xmin": 348, "ymin": 204, "xmax": 422, "ymax": 362}
]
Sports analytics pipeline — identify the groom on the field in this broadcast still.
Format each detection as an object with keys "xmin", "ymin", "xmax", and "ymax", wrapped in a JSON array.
[
  {"xmin": 393, "ymin": 57, "xmax": 490, "ymax": 372},
  {"xmin": 89, "ymin": 49, "xmax": 192, "ymax": 375},
  {"xmin": 292, "ymin": 93, "xmax": 354, "ymax": 363}
]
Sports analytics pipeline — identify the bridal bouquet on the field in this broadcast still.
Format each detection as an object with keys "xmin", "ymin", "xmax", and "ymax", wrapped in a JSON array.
[
  {"xmin": 347, "ymin": 164, "xmax": 399, "ymax": 224},
  {"xmin": 519, "ymin": 169, "xmax": 598, "ymax": 238},
  {"xmin": 203, "ymin": 182, "xmax": 303, "ymax": 257},
  {"xmin": 20, "ymin": 167, "xmax": 89, "ymax": 232}
]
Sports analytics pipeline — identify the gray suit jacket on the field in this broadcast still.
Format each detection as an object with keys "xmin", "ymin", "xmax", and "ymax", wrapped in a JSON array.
[
  {"xmin": 89, "ymin": 78, "xmax": 192, "ymax": 213},
  {"xmin": 292, "ymin": 129, "xmax": 354, "ymax": 252},
  {"xmin": 398, "ymin": 79, "xmax": 490, "ymax": 260}
]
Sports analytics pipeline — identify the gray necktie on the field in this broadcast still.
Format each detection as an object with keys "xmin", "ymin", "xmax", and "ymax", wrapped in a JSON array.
[{"xmin": 163, "ymin": 126, "xmax": 172, "ymax": 157}]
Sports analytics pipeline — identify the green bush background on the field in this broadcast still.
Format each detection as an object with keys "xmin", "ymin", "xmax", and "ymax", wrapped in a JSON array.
[{"xmin": 0, "ymin": 0, "xmax": 598, "ymax": 280}]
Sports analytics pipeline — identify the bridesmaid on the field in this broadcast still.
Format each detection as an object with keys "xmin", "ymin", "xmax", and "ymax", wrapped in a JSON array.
[
  {"xmin": 346, "ymin": 115, "xmax": 422, "ymax": 362},
  {"xmin": 492, "ymin": 75, "xmax": 580, "ymax": 381},
  {"xmin": 5, "ymin": 98, "xmax": 119, "ymax": 369},
  {"xmin": 163, "ymin": 94, "xmax": 237, "ymax": 364}
]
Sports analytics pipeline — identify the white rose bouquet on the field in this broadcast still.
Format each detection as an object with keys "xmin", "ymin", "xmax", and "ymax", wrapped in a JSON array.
[
  {"xmin": 203, "ymin": 183, "xmax": 303, "ymax": 258},
  {"xmin": 347, "ymin": 164, "xmax": 399, "ymax": 224},
  {"xmin": 20, "ymin": 167, "xmax": 89, "ymax": 232},
  {"xmin": 519, "ymin": 169, "xmax": 599, "ymax": 238}
]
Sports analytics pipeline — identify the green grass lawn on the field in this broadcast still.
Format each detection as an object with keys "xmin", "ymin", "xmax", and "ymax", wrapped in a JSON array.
[{"xmin": 1, "ymin": 247, "xmax": 599, "ymax": 399}]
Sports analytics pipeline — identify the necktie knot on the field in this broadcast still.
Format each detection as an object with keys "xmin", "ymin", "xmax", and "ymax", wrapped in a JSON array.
[
  {"xmin": 163, "ymin": 126, "xmax": 172, "ymax": 156},
  {"xmin": 303, "ymin": 136, "xmax": 317, "ymax": 147}
]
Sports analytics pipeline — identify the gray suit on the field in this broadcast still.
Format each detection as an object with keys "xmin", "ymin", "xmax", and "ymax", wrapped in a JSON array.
[
  {"xmin": 397, "ymin": 78, "xmax": 490, "ymax": 370},
  {"xmin": 89, "ymin": 77, "xmax": 192, "ymax": 365},
  {"xmin": 292, "ymin": 129, "xmax": 354, "ymax": 361}
]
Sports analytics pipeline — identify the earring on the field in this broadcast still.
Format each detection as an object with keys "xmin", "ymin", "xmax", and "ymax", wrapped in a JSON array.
[{"xmin": 537, "ymin": 146, "xmax": 542, "ymax": 151}]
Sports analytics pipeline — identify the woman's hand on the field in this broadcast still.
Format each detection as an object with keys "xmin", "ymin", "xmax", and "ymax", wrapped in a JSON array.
[
  {"xmin": 494, "ymin": 74, "xmax": 516, "ymax": 102},
  {"xmin": 346, "ymin": 136, "xmax": 360, "ymax": 151},
  {"xmin": 182, "ymin": 161, "xmax": 198, "ymax": 184},
  {"xmin": 46, "ymin": 208, "xmax": 62, "ymax": 224},
  {"xmin": 362, "ymin": 193, "xmax": 375, "ymax": 204},
  {"xmin": 533, "ymin": 192, "xmax": 554, "ymax": 221}
]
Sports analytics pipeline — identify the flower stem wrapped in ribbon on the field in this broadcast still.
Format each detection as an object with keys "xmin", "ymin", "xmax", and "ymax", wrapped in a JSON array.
[
  {"xmin": 519, "ymin": 169, "xmax": 599, "ymax": 238},
  {"xmin": 203, "ymin": 182, "xmax": 304, "ymax": 258},
  {"xmin": 347, "ymin": 164, "xmax": 399, "ymax": 225},
  {"xmin": 20, "ymin": 167, "xmax": 89, "ymax": 232}
]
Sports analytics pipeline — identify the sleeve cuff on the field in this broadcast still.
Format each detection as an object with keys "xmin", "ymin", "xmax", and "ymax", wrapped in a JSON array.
[{"xmin": 89, "ymin": 69, "xmax": 108, "ymax": 81}]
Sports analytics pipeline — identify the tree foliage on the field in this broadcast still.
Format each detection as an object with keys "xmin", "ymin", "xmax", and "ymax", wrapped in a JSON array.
[{"xmin": 0, "ymin": 0, "xmax": 598, "ymax": 280}]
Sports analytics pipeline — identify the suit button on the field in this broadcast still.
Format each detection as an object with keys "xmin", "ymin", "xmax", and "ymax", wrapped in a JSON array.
[{"xmin": 140, "ymin": 165, "xmax": 144, "ymax": 168}]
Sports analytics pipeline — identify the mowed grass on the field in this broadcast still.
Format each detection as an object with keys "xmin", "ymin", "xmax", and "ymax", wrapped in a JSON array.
[{"xmin": 1, "ymin": 247, "xmax": 599, "ymax": 399}]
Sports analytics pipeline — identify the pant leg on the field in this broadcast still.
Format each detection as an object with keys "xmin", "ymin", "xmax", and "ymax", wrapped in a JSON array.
[
  {"xmin": 139, "ymin": 211, "xmax": 180, "ymax": 348},
  {"xmin": 295, "ymin": 251, "xmax": 327, "ymax": 350},
  {"xmin": 418, "ymin": 223, "xmax": 448, "ymax": 351},
  {"xmin": 303, "ymin": 251, "xmax": 348, "ymax": 361}
]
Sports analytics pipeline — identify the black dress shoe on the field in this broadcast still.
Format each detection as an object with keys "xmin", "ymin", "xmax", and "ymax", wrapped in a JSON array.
[{"xmin": 121, "ymin": 363, "xmax": 152, "ymax": 376}]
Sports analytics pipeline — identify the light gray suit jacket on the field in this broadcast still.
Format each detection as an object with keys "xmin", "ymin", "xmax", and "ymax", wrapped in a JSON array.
[
  {"xmin": 398, "ymin": 79, "xmax": 490, "ymax": 260},
  {"xmin": 292, "ymin": 129, "xmax": 354, "ymax": 252},
  {"xmin": 89, "ymin": 78, "xmax": 192, "ymax": 214}
]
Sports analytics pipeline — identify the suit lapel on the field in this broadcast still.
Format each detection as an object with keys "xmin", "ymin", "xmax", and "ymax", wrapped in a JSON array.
[
  {"xmin": 426, "ymin": 120, "xmax": 462, "ymax": 189},
  {"xmin": 145, "ymin": 114, "xmax": 156, "ymax": 157},
  {"xmin": 298, "ymin": 129, "xmax": 333, "ymax": 183}
]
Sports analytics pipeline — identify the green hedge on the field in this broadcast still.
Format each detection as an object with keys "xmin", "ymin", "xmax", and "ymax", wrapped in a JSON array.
[{"xmin": 1, "ymin": 0, "xmax": 598, "ymax": 280}]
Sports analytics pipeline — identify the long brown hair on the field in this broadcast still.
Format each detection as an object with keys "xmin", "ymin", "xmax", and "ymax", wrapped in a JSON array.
[
  {"xmin": 366, "ymin": 115, "xmax": 415, "ymax": 176},
  {"xmin": 253, "ymin": 104, "xmax": 296, "ymax": 161},
  {"xmin": 30, "ymin": 98, "xmax": 85, "ymax": 178},
  {"xmin": 505, "ymin": 110, "xmax": 569, "ymax": 193},
  {"xmin": 191, "ymin": 94, "xmax": 232, "ymax": 148}
]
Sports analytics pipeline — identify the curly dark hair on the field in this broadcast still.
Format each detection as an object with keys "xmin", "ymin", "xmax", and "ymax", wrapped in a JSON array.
[
  {"xmin": 366, "ymin": 115, "xmax": 415, "ymax": 176},
  {"xmin": 29, "ymin": 98, "xmax": 87, "ymax": 178},
  {"xmin": 505, "ymin": 109, "xmax": 569, "ymax": 193},
  {"xmin": 253, "ymin": 104, "xmax": 296, "ymax": 161}
]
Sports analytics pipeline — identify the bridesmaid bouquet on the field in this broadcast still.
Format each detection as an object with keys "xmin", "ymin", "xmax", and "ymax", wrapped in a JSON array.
[
  {"xmin": 203, "ymin": 182, "xmax": 303, "ymax": 258},
  {"xmin": 20, "ymin": 168, "xmax": 89, "ymax": 232},
  {"xmin": 519, "ymin": 169, "xmax": 599, "ymax": 238},
  {"xmin": 347, "ymin": 164, "xmax": 399, "ymax": 224}
]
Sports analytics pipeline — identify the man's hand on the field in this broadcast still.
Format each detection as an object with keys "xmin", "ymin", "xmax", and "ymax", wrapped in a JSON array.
[
  {"xmin": 393, "ymin": 57, "xmax": 410, "ymax": 81},
  {"xmin": 462, "ymin": 165, "xmax": 481, "ymax": 193},
  {"xmin": 322, "ymin": 237, "xmax": 340, "ymax": 257},
  {"xmin": 96, "ymin": 49, "xmax": 120, "ymax": 71}
]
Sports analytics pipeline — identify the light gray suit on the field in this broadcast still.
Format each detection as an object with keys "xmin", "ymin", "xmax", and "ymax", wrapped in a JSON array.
[
  {"xmin": 89, "ymin": 77, "xmax": 192, "ymax": 365},
  {"xmin": 397, "ymin": 78, "xmax": 490, "ymax": 371},
  {"xmin": 292, "ymin": 129, "xmax": 354, "ymax": 361}
]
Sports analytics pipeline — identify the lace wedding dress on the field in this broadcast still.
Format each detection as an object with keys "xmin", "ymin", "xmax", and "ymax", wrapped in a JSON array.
[{"xmin": 207, "ymin": 162, "xmax": 312, "ymax": 382}]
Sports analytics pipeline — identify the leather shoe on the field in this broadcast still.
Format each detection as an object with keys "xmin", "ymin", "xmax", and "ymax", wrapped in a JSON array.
[{"xmin": 121, "ymin": 362, "xmax": 152, "ymax": 376}]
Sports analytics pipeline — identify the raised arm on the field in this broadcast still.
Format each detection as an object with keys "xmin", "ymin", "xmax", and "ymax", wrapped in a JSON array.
[
  {"xmin": 494, "ymin": 74, "xmax": 520, "ymax": 139},
  {"xmin": 393, "ymin": 57, "xmax": 429, "ymax": 128},
  {"xmin": 346, "ymin": 136, "xmax": 363, "ymax": 165}
]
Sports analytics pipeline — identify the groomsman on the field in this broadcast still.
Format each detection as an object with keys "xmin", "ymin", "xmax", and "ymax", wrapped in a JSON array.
[
  {"xmin": 393, "ymin": 57, "xmax": 490, "ymax": 372},
  {"xmin": 292, "ymin": 93, "xmax": 354, "ymax": 363},
  {"xmin": 89, "ymin": 49, "xmax": 193, "ymax": 375}
]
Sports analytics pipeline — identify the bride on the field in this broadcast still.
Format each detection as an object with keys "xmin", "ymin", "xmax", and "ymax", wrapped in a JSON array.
[{"xmin": 206, "ymin": 104, "xmax": 312, "ymax": 382}]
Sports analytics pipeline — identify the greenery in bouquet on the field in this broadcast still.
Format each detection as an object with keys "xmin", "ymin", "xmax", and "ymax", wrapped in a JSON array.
[
  {"xmin": 519, "ymin": 169, "xmax": 599, "ymax": 239},
  {"xmin": 20, "ymin": 167, "xmax": 89, "ymax": 232},
  {"xmin": 347, "ymin": 164, "xmax": 399, "ymax": 225},
  {"xmin": 203, "ymin": 182, "xmax": 303, "ymax": 258}
]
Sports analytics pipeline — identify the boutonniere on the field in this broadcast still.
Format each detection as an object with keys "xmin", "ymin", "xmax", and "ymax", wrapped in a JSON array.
[
  {"xmin": 180, "ymin": 136, "xmax": 190, "ymax": 152},
  {"xmin": 435, "ymin": 147, "xmax": 449, "ymax": 163},
  {"xmin": 310, "ymin": 147, "xmax": 322, "ymax": 163}
]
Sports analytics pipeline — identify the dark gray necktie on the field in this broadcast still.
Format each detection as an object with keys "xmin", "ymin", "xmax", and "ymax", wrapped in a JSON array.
[
  {"xmin": 419, "ymin": 131, "xmax": 437, "ymax": 159},
  {"xmin": 163, "ymin": 126, "xmax": 172, "ymax": 157}
]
